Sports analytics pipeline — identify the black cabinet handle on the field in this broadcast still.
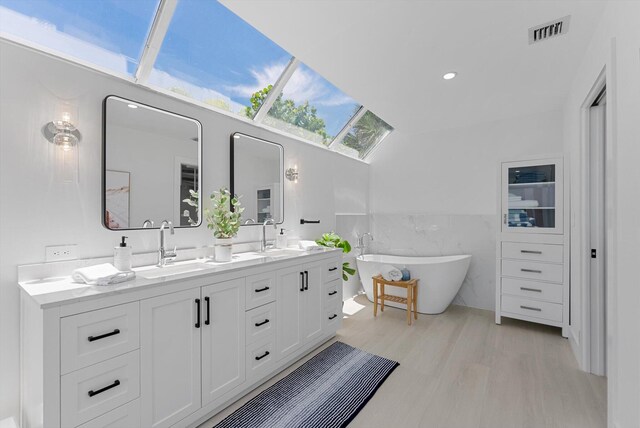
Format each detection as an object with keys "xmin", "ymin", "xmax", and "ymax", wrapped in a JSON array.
[
  {"xmin": 300, "ymin": 219, "xmax": 320, "ymax": 224},
  {"xmin": 328, "ymin": 314, "xmax": 338, "ymax": 320},
  {"xmin": 520, "ymin": 305, "xmax": 542, "ymax": 312},
  {"xmin": 255, "ymin": 351, "xmax": 270, "ymax": 361},
  {"xmin": 204, "ymin": 296, "xmax": 210, "ymax": 326},
  {"xmin": 195, "ymin": 298, "xmax": 201, "ymax": 328},
  {"xmin": 521, "ymin": 268, "xmax": 542, "ymax": 274},
  {"xmin": 300, "ymin": 272, "xmax": 304, "ymax": 292},
  {"xmin": 88, "ymin": 380, "xmax": 120, "ymax": 397},
  {"xmin": 255, "ymin": 319, "xmax": 270, "ymax": 327},
  {"xmin": 521, "ymin": 250, "xmax": 542, "ymax": 254},
  {"xmin": 328, "ymin": 291, "xmax": 338, "ymax": 296},
  {"xmin": 88, "ymin": 329, "xmax": 120, "ymax": 342},
  {"xmin": 254, "ymin": 286, "xmax": 270, "ymax": 293},
  {"xmin": 304, "ymin": 271, "xmax": 309, "ymax": 290},
  {"xmin": 328, "ymin": 267, "xmax": 338, "ymax": 272}
]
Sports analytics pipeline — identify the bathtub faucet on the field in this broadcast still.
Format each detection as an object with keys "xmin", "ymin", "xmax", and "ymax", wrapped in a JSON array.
[{"xmin": 356, "ymin": 233, "xmax": 374, "ymax": 256}]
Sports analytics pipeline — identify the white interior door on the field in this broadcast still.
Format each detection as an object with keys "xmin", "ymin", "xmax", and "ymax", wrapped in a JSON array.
[{"xmin": 589, "ymin": 100, "xmax": 607, "ymax": 376}]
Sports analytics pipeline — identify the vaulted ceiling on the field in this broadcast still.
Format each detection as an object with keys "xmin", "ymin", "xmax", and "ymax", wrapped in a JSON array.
[{"xmin": 221, "ymin": 0, "xmax": 607, "ymax": 135}]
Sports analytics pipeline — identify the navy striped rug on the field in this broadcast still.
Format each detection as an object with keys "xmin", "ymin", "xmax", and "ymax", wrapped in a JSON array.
[{"xmin": 214, "ymin": 341, "xmax": 399, "ymax": 428}]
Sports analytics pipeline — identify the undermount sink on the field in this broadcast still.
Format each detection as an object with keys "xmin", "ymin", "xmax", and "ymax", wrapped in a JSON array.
[{"xmin": 135, "ymin": 261, "xmax": 213, "ymax": 279}]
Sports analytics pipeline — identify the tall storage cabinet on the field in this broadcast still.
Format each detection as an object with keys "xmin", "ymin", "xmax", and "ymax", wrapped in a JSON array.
[{"xmin": 496, "ymin": 156, "xmax": 569, "ymax": 337}]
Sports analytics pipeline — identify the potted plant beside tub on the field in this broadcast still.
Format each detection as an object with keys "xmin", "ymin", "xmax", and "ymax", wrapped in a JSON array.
[{"xmin": 205, "ymin": 188, "xmax": 244, "ymax": 262}]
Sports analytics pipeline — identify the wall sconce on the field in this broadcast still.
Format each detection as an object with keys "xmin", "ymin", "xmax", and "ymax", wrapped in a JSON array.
[
  {"xmin": 285, "ymin": 166, "xmax": 299, "ymax": 183},
  {"xmin": 43, "ymin": 109, "xmax": 81, "ymax": 151}
]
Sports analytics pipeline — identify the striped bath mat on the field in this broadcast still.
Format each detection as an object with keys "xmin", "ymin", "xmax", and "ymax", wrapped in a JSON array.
[{"xmin": 214, "ymin": 341, "xmax": 399, "ymax": 428}]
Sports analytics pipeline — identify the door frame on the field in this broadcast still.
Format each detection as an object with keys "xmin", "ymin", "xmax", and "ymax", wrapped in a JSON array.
[{"xmin": 573, "ymin": 67, "xmax": 610, "ymax": 376}]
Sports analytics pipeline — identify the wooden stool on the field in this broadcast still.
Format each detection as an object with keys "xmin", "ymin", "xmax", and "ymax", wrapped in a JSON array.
[{"xmin": 372, "ymin": 275, "xmax": 418, "ymax": 325}]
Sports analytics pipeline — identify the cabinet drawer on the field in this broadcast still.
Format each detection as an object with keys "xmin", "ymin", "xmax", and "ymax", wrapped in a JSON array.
[
  {"xmin": 61, "ymin": 302, "xmax": 139, "ymax": 374},
  {"xmin": 501, "ymin": 295, "xmax": 563, "ymax": 323},
  {"xmin": 325, "ymin": 279, "xmax": 342, "ymax": 307},
  {"xmin": 245, "ymin": 272, "xmax": 276, "ymax": 310},
  {"xmin": 324, "ymin": 259, "xmax": 341, "ymax": 282},
  {"xmin": 502, "ymin": 278, "xmax": 563, "ymax": 303},
  {"xmin": 246, "ymin": 336, "xmax": 275, "ymax": 380},
  {"xmin": 76, "ymin": 399, "xmax": 140, "ymax": 428},
  {"xmin": 61, "ymin": 350, "xmax": 140, "ymax": 428},
  {"xmin": 502, "ymin": 242, "xmax": 563, "ymax": 263},
  {"xmin": 324, "ymin": 304, "xmax": 342, "ymax": 331},
  {"xmin": 501, "ymin": 260, "xmax": 563, "ymax": 283},
  {"xmin": 245, "ymin": 302, "xmax": 276, "ymax": 345}
]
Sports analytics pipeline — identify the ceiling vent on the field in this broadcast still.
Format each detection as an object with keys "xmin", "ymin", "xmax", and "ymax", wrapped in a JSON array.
[{"xmin": 528, "ymin": 15, "xmax": 570, "ymax": 45}]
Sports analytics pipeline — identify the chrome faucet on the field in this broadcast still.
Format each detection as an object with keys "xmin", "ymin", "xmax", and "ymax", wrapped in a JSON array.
[
  {"xmin": 261, "ymin": 218, "xmax": 277, "ymax": 252},
  {"xmin": 142, "ymin": 219, "xmax": 154, "ymax": 228},
  {"xmin": 356, "ymin": 232, "xmax": 374, "ymax": 256},
  {"xmin": 158, "ymin": 220, "xmax": 177, "ymax": 266},
  {"xmin": 244, "ymin": 218, "xmax": 257, "ymax": 225}
]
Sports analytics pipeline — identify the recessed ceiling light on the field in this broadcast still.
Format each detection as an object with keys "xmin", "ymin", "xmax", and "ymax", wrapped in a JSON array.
[
  {"xmin": 127, "ymin": 104, "xmax": 138, "ymax": 109},
  {"xmin": 443, "ymin": 72, "xmax": 457, "ymax": 80}
]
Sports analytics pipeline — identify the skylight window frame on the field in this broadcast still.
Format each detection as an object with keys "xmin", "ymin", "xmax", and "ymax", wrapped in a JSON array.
[
  {"xmin": 134, "ymin": 0, "xmax": 178, "ymax": 84},
  {"xmin": 0, "ymin": 0, "xmax": 393, "ymax": 163}
]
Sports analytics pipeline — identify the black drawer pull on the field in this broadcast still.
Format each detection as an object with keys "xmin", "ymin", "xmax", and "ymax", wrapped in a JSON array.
[
  {"xmin": 300, "ymin": 272, "xmax": 304, "ymax": 292},
  {"xmin": 255, "ymin": 319, "xmax": 270, "ymax": 327},
  {"xmin": 520, "ymin": 305, "xmax": 542, "ymax": 312},
  {"xmin": 328, "ymin": 267, "xmax": 338, "ymax": 272},
  {"xmin": 328, "ymin": 314, "xmax": 338, "ymax": 320},
  {"xmin": 328, "ymin": 291, "xmax": 338, "ymax": 296},
  {"xmin": 521, "ymin": 250, "xmax": 543, "ymax": 254},
  {"xmin": 521, "ymin": 268, "xmax": 542, "ymax": 274},
  {"xmin": 88, "ymin": 329, "xmax": 120, "ymax": 342},
  {"xmin": 195, "ymin": 298, "xmax": 201, "ymax": 328},
  {"xmin": 204, "ymin": 296, "xmax": 210, "ymax": 326},
  {"xmin": 520, "ymin": 287, "xmax": 542, "ymax": 293},
  {"xmin": 88, "ymin": 379, "xmax": 120, "ymax": 397},
  {"xmin": 255, "ymin": 351, "xmax": 270, "ymax": 361},
  {"xmin": 304, "ymin": 271, "xmax": 309, "ymax": 290},
  {"xmin": 254, "ymin": 286, "xmax": 270, "ymax": 293}
]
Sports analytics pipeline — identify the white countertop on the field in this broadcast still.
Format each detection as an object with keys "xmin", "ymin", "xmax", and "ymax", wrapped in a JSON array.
[{"xmin": 18, "ymin": 247, "xmax": 342, "ymax": 309}]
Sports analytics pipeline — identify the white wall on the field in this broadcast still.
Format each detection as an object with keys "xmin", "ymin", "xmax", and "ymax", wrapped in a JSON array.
[
  {"xmin": 0, "ymin": 40, "xmax": 369, "ymax": 422},
  {"xmin": 368, "ymin": 110, "xmax": 563, "ymax": 310},
  {"xmin": 561, "ymin": 2, "xmax": 640, "ymax": 426}
]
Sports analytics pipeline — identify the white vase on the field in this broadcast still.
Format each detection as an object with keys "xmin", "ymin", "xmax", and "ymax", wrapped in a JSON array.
[{"xmin": 214, "ymin": 238, "xmax": 233, "ymax": 262}]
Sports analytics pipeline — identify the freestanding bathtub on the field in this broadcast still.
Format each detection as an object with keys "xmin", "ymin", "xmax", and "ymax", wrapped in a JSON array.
[{"xmin": 356, "ymin": 254, "xmax": 472, "ymax": 314}]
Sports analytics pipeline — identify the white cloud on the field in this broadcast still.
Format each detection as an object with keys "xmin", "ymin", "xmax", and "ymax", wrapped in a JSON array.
[{"xmin": 226, "ymin": 62, "xmax": 355, "ymax": 107}]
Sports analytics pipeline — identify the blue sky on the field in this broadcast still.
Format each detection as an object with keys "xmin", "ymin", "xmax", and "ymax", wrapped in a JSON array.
[{"xmin": 0, "ymin": 0, "xmax": 358, "ymax": 138}]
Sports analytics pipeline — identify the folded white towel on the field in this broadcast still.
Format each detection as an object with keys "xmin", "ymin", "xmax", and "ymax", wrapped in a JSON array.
[
  {"xmin": 298, "ymin": 240, "xmax": 323, "ymax": 251},
  {"xmin": 510, "ymin": 200, "xmax": 540, "ymax": 208},
  {"xmin": 380, "ymin": 264, "xmax": 403, "ymax": 282},
  {"xmin": 72, "ymin": 263, "xmax": 136, "ymax": 286}
]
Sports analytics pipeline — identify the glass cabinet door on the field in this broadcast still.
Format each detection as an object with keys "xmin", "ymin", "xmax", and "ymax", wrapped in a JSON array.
[{"xmin": 501, "ymin": 159, "xmax": 563, "ymax": 234}]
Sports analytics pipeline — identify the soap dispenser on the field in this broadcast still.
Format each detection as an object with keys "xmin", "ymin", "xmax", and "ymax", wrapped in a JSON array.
[
  {"xmin": 114, "ymin": 236, "xmax": 132, "ymax": 271},
  {"xmin": 276, "ymin": 229, "xmax": 288, "ymax": 249}
]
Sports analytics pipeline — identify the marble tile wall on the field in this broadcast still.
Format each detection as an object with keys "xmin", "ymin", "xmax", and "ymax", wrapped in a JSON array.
[{"xmin": 368, "ymin": 213, "xmax": 496, "ymax": 311}]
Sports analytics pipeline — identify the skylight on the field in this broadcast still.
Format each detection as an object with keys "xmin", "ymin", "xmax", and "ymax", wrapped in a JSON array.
[
  {"xmin": 0, "ymin": 0, "xmax": 393, "ymax": 160},
  {"xmin": 0, "ymin": 0, "xmax": 158, "ymax": 76},
  {"xmin": 263, "ymin": 64, "xmax": 361, "ymax": 146},
  {"xmin": 332, "ymin": 111, "xmax": 393, "ymax": 159},
  {"xmin": 149, "ymin": 0, "xmax": 291, "ymax": 118}
]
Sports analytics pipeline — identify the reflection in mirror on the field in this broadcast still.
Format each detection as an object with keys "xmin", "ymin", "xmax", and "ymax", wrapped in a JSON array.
[
  {"xmin": 103, "ymin": 96, "xmax": 202, "ymax": 230},
  {"xmin": 231, "ymin": 133, "xmax": 284, "ymax": 225}
]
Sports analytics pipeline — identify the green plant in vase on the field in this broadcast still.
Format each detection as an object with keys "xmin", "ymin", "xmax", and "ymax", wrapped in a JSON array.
[
  {"xmin": 315, "ymin": 232, "xmax": 357, "ymax": 281},
  {"xmin": 205, "ymin": 188, "xmax": 243, "ymax": 261}
]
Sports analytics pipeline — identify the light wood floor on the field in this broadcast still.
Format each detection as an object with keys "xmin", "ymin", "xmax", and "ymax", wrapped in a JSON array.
[{"xmin": 200, "ymin": 296, "xmax": 606, "ymax": 428}]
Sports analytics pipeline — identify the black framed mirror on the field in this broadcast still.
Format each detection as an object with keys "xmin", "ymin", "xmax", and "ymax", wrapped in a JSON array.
[
  {"xmin": 230, "ymin": 132, "xmax": 284, "ymax": 225},
  {"xmin": 102, "ymin": 95, "xmax": 202, "ymax": 230}
]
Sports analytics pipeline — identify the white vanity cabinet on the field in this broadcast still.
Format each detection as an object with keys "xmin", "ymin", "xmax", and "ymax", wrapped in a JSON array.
[
  {"xmin": 275, "ymin": 261, "xmax": 324, "ymax": 361},
  {"xmin": 19, "ymin": 250, "xmax": 342, "ymax": 428},
  {"xmin": 496, "ymin": 155, "xmax": 569, "ymax": 337}
]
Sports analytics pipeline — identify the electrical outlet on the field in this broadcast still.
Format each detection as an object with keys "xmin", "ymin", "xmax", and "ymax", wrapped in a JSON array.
[{"xmin": 45, "ymin": 244, "xmax": 78, "ymax": 262}]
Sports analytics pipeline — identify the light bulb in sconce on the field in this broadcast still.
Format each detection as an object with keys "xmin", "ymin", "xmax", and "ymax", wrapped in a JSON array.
[
  {"xmin": 285, "ymin": 165, "xmax": 299, "ymax": 183},
  {"xmin": 44, "ymin": 107, "xmax": 81, "ymax": 151}
]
